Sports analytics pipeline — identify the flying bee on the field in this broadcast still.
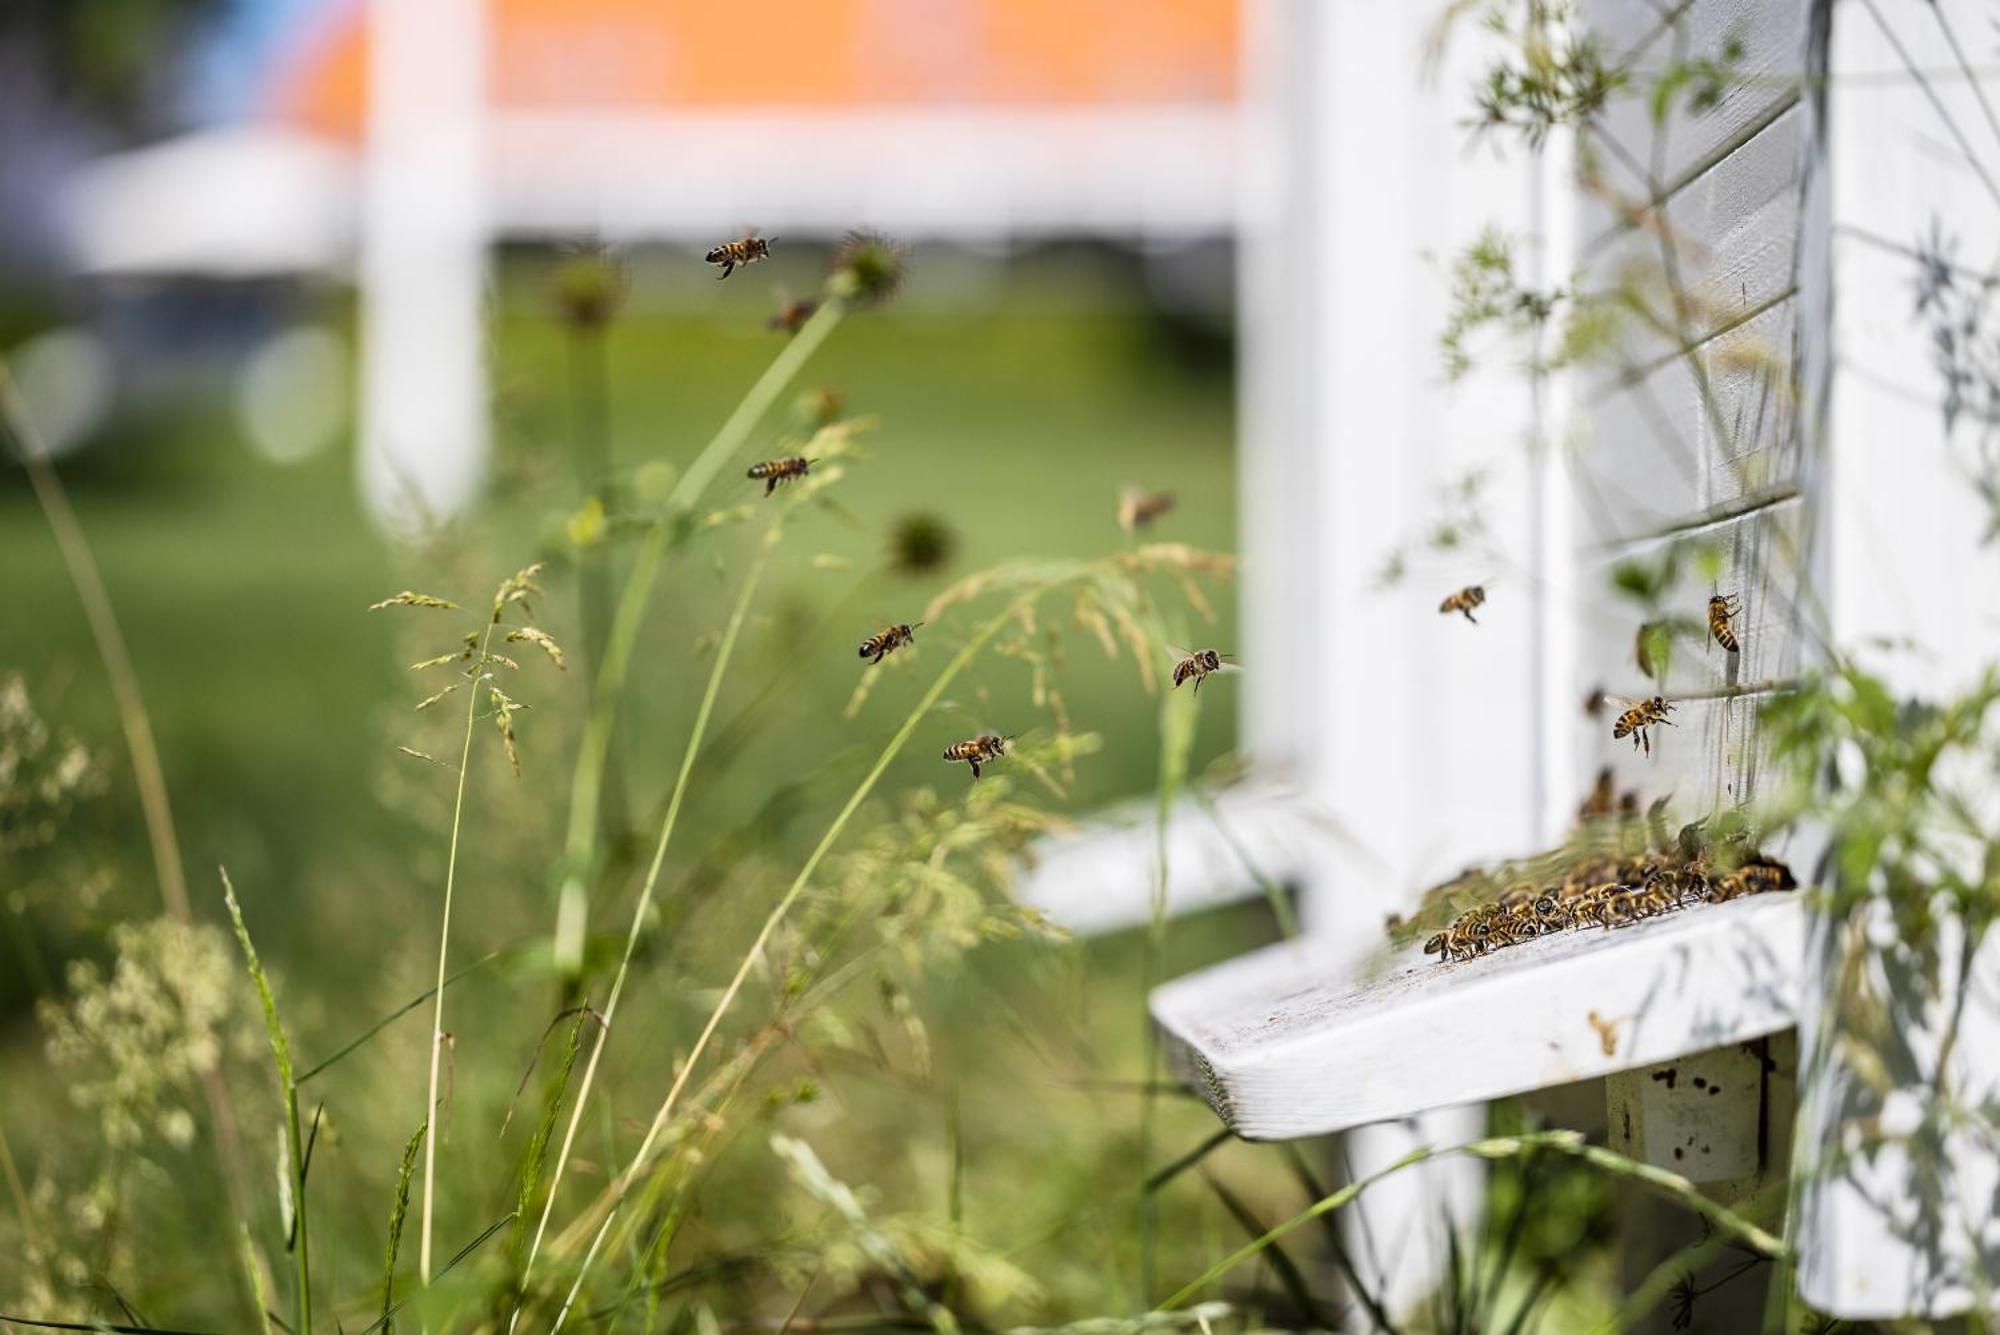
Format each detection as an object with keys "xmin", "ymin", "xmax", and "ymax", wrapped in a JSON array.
[
  {"xmin": 857, "ymin": 621, "xmax": 921, "ymax": 666},
  {"xmin": 1117, "ymin": 486, "xmax": 1175, "ymax": 534},
  {"xmin": 942, "ymin": 732, "xmax": 1007, "ymax": 780},
  {"xmin": 1707, "ymin": 592, "xmax": 1742, "ymax": 653},
  {"xmin": 767, "ymin": 292, "xmax": 819, "ymax": 334},
  {"xmin": 1166, "ymin": 645, "xmax": 1240, "ymax": 695},
  {"xmin": 1610, "ymin": 695, "xmax": 1676, "ymax": 756},
  {"xmin": 1438, "ymin": 584, "xmax": 1487, "ymax": 624},
  {"xmin": 747, "ymin": 456, "xmax": 814, "ymax": 496},
  {"xmin": 706, "ymin": 232, "xmax": 771, "ymax": 279}
]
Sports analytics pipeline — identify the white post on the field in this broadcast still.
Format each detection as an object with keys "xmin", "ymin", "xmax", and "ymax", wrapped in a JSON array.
[
  {"xmin": 1794, "ymin": 0, "xmax": 2000, "ymax": 1317},
  {"xmin": 358, "ymin": 0, "xmax": 489, "ymax": 532},
  {"xmin": 1243, "ymin": 0, "xmax": 1552, "ymax": 1318}
]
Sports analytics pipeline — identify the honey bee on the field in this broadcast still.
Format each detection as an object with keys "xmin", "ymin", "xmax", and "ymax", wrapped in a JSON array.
[
  {"xmin": 747, "ymin": 456, "xmax": 813, "ymax": 495},
  {"xmin": 1577, "ymin": 766, "xmax": 1617, "ymax": 822},
  {"xmin": 706, "ymin": 232, "xmax": 771, "ymax": 280},
  {"xmin": 1611, "ymin": 695, "xmax": 1676, "ymax": 756},
  {"xmin": 942, "ymin": 732, "xmax": 1007, "ymax": 780},
  {"xmin": 1707, "ymin": 592, "xmax": 1742, "ymax": 653},
  {"xmin": 1438, "ymin": 584, "xmax": 1487, "ymax": 624},
  {"xmin": 1117, "ymin": 487, "xmax": 1176, "ymax": 534},
  {"xmin": 1167, "ymin": 645, "xmax": 1239, "ymax": 695},
  {"xmin": 768, "ymin": 293, "xmax": 819, "ymax": 334},
  {"xmin": 857, "ymin": 621, "xmax": 921, "ymax": 665}
]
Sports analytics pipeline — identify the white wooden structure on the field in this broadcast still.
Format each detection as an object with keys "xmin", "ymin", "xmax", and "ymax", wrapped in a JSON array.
[{"xmin": 1029, "ymin": 0, "xmax": 2000, "ymax": 1322}]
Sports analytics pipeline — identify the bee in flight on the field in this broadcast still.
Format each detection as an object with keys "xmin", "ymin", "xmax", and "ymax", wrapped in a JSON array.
[
  {"xmin": 768, "ymin": 292, "xmax": 818, "ymax": 334},
  {"xmin": 747, "ymin": 456, "xmax": 814, "ymax": 495},
  {"xmin": 1610, "ymin": 695, "xmax": 1676, "ymax": 756},
  {"xmin": 1707, "ymin": 592, "xmax": 1741, "ymax": 653},
  {"xmin": 1117, "ymin": 487, "xmax": 1175, "ymax": 534},
  {"xmin": 857, "ymin": 621, "xmax": 922, "ymax": 666},
  {"xmin": 706, "ymin": 232, "xmax": 772, "ymax": 280},
  {"xmin": 1167, "ymin": 644, "xmax": 1240, "ymax": 695},
  {"xmin": 1438, "ymin": 584, "xmax": 1486, "ymax": 624},
  {"xmin": 942, "ymin": 732, "xmax": 1007, "ymax": 780}
]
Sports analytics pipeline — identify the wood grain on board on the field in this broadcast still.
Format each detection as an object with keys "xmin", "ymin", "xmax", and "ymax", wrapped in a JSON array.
[{"xmin": 1584, "ymin": 0, "xmax": 1807, "ymax": 239}]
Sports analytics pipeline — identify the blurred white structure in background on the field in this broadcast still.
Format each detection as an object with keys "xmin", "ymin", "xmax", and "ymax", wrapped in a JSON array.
[
  {"xmin": 58, "ymin": 0, "xmax": 1239, "ymax": 532},
  {"xmin": 356, "ymin": 0, "xmax": 487, "ymax": 531},
  {"xmin": 63, "ymin": 125, "xmax": 355, "ymax": 278}
]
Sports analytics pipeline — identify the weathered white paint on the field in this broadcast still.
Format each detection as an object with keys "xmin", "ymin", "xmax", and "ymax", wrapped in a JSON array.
[
  {"xmin": 1606, "ymin": 1044, "xmax": 1768, "ymax": 1186},
  {"xmin": 357, "ymin": 0, "xmax": 489, "ymax": 534},
  {"xmin": 1792, "ymin": 0, "xmax": 2000, "ymax": 1317},
  {"xmin": 1153, "ymin": 894, "xmax": 1804, "ymax": 1140}
]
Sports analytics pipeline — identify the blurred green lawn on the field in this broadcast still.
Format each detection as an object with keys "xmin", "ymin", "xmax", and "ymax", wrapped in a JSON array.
[{"xmin": 0, "ymin": 250, "xmax": 1240, "ymax": 945}]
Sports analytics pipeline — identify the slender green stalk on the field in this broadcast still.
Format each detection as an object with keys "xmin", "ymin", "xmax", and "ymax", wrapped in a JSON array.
[
  {"xmin": 1, "ymin": 360, "xmax": 261, "ymax": 1321},
  {"xmin": 221, "ymin": 870, "xmax": 310, "ymax": 1335},
  {"xmin": 1157, "ymin": 1134, "xmax": 1575, "ymax": 1311},
  {"xmin": 511, "ymin": 526, "xmax": 783, "ymax": 1323},
  {"xmin": 551, "ymin": 298, "xmax": 847, "ymax": 982},
  {"xmin": 1157, "ymin": 1130, "xmax": 1783, "ymax": 1313},
  {"xmin": 1140, "ymin": 681, "xmax": 1198, "ymax": 1301},
  {"xmin": 297, "ymin": 949, "xmax": 506, "ymax": 1085},
  {"xmin": 420, "ymin": 632, "xmax": 494, "ymax": 1287},
  {"xmin": 567, "ymin": 321, "xmax": 629, "ymax": 847},
  {"xmin": 550, "ymin": 589, "xmax": 1044, "ymax": 1329},
  {"xmin": 0, "ymin": 359, "xmax": 189, "ymax": 918}
]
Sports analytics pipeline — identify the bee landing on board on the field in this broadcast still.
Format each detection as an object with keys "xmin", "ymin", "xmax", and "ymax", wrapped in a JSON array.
[
  {"xmin": 1117, "ymin": 487, "xmax": 1176, "ymax": 534},
  {"xmin": 1438, "ymin": 584, "xmax": 1486, "ymax": 623},
  {"xmin": 942, "ymin": 732, "xmax": 1008, "ymax": 780},
  {"xmin": 747, "ymin": 456, "xmax": 814, "ymax": 496},
  {"xmin": 1611, "ymin": 695, "xmax": 1676, "ymax": 756},
  {"xmin": 706, "ymin": 233, "xmax": 771, "ymax": 280},
  {"xmin": 857, "ymin": 621, "xmax": 921, "ymax": 666},
  {"xmin": 1707, "ymin": 592, "xmax": 1742, "ymax": 653},
  {"xmin": 1167, "ymin": 645, "xmax": 1240, "ymax": 695}
]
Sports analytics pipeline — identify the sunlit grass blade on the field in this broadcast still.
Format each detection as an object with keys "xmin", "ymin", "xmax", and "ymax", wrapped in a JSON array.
[
  {"xmin": 296, "ymin": 948, "xmax": 508, "ymax": 1085},
  {"xmin": 222, "ymin": 868, "xmax": 311, "ymax": 1335}
]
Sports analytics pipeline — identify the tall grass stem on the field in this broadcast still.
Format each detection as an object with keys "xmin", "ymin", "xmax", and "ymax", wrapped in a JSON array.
[
  {"xmin": 549, "ymin": 588, "xmax": 1038, "ymax": 1328},
  {"xmin": 419, "ymin": 633, "xmax": 494, "ymax": 1287},
  {"xmin": 552, "ymin": 299, "xmax": 847, "ymax": 982},
  {"xmin": 512, "ymin": 525, "xmax": 782, "ymax": 1321}
]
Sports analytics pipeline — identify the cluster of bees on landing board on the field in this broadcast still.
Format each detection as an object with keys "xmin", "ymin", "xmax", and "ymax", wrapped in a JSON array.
[
  {"xmin": 1440, "ymin": 584, "xmax": 1744, "ymax": 756},
  {"xmin": 711, "ymin": 233, "xmax": 1229, "ymax": 782},
  {"xmin": 1400, "ymin": 768, "xmax": 1796, "ymax": 965},
  {"xmin": 1407, "ymin": 586, "xmax": 1776, "ymax": 963}
]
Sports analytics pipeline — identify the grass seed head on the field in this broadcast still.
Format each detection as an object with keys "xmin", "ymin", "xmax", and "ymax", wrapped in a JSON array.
[
  {"xmin": 829, "ymin": 229, "xmax": 906, "ymax": 308},
  {"xmin": 370, "ymin": 591, "xmax": 461, "ymax": 612},
  {"xmin": 506, "ymin": 626, "xmax": 568, "ymax": 670}
]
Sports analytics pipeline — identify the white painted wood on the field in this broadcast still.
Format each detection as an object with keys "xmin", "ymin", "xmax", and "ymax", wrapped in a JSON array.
[
  {"xmin": 1606, "ymin": 1044, "xmax": 1768, "ymax": 1185},
  {"xmin": 1792, "ymin": 0, "xmax": 2000, "ymax": 1317},
  {"xmin": 1012, "ymin": 781, "xmax": 1324, "ymax": 936},
  {"xmin": 1586, "ymin": 0, "xmax": 1807, "ymax": 222},
  {"xmin": 357, "ymin": 0, "xmax": 489, "ymax": 533},
  {"xmin": 1153, "ymin": 894, "xmax": 1804, "ymax": 1140},
  {"xmin": 1590, "ymin": 102, "xmax": 1804, "ymax": 373}
]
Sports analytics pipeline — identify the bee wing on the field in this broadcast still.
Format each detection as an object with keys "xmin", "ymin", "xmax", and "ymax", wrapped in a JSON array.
[{"xmin": 1163, "ymin": 642, "xmax": 1199, "ymax": 662}]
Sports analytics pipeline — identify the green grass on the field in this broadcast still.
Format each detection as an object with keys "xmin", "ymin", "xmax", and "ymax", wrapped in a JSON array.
[{"xmin": 0, "ymin": 253, "xmax": 1277, "ymax": 1326}]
